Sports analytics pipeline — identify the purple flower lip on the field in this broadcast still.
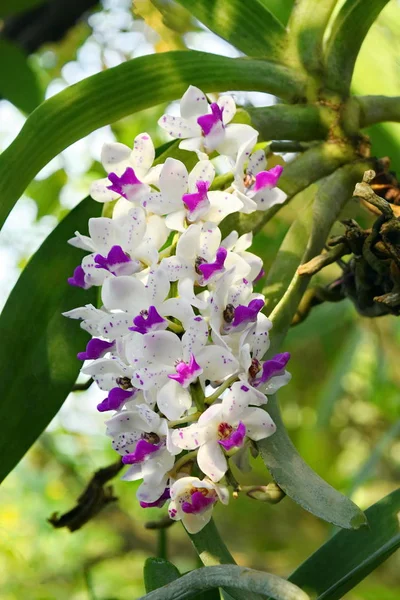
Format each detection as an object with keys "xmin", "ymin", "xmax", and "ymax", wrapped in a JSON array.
[
  {"xmin": 198, "ymin": 246, "xmax": 227, "ymax": 283},
  {"xmin": 97, "ymin": 387, "xmax": 135, "ymax": 412},
  {"xmin": 107, "ymin": 167, "xmax": 142, "ymax": 198},
  {"xmin": 224, "ymin": 299, "xmax": 264, "ymax": 332},
  {"xmin": 122, "ymin": 439, "xmax": 160, "ymax": 464},
  {"xmin": 253, "ymin": 165, "xmax": 283, "ymax": 192},
  {"xmin": 140, "ymin": 488, "xmax": 170, "ymax": 508},
  {"xmin": 181, "ymin": 490, "xmax": 217, "ymax": 514},
  {"xmin": 218, "ymin": 421, "xmax": 246, "ymax": 451},
  {"xmin": 95, "ymin": 245, "xmax": 133, "ymax": 276},
  {"xmin": 182, "ymin": 180, "xmax": 210, "ymax": 220},
  {"xmin": 253, "ymin": 267, "xmax": 265, "ymax": 284},
  {"xmin": 197, "ymin": 103, "xmax": 224, "ymax": 136},
  {"xmin": 129, "ymin": 305, "xmax": 167, "ymax": 334},
  {"xmin": 253, "ymin": 352, "xmax": 291, "ymax": 387},
  {"xmin": 77, "ymin": 338, "xmax": 115, "ymax": 361},
  {"xmin": 68, "ymin": 265, "xmax": 88, "ymax": 289},
  {"xmin": 168, "ymin": 353, "xmax": 203, "ymax": 387}
]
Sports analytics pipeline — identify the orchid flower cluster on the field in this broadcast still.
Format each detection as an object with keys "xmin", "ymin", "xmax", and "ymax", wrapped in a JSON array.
[{"xmin": 64, "ymin": 86, "xmax": 291, "ymax": 534}]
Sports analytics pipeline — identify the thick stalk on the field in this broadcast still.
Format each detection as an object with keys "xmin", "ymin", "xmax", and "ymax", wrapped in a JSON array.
[
  {"xmin": 357, "ymin": 95, "xmax": 400, "ymax": 127},
  {"xmin": 138, "ymin": 565, "xmax": 310, "ymax": 600}
]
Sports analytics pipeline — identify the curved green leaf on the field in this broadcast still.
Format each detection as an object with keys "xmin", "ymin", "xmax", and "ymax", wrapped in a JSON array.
[
  {"xmin": 257, "ymin": 0, "xmax": 295, "ymax": 26},
  {"xmin": 144, "ymin": 558, "xmax": 181, "ymax": 593},
  {"xmin": 0, "ymin": 39, "xmax": 42, "ymax": 113},
  {"xmin": 0, "ymin": 0, "xmax": 44, "ymax": 18},
  {"xmin": 0, "ymin": 197, "xmax": 101, "ymax": 484},
  {"xmin": 258, "ymin": 162, "xmax": 373, "ymax": 529},
  {"xmin": 175, "ymin": 0, "xmax": 288, "ymax": 60},
  {"xmin": 324, "ymin": 0, "xmax": 391, "ymax": 95},
  {"xmin": 289, "ymin": 488, "xmax": 400, "ymax": 599},
  {"xmin": 0, "ymin": 50, "xmax": 306, "ymax": 232}
]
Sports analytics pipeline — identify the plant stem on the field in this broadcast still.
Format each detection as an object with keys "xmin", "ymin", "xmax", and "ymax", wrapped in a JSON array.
[
  {"xmin": 169, "ymin": 450, "xmax": 198, "ymax": 477},
  {"xmin": 357, "ymin": 95, "xmax": 400, "ymax": 127},
  {"xmin": 157, "ymin": 528, "xmax": 168, "ymax": 560},
  {"xmin": 205, "ymin": 375, "xmax": 238, "ymax": 405}
]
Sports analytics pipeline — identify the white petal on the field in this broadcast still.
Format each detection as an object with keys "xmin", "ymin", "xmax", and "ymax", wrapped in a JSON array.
[
  {"xmin": 81, "ymin": 254, "xmax": 108, "ymax": 286},
  {"xmin": 131, "ymin": 132, "xmax": 155, "ymax": 171},
  {"xmin": 68, "ymin": 231, "xmax": 95, "ymax": 252},
  {"xmin": 172, "ymin": 423, "xmax": 202, "ymax": 450},
  {"xmin": 242, "ymin": 406, "xmax": 276, "ymax": 440},
  {"xmin": 161, "ymin": 256, "xmax": 192, "ymax": 282},
  {"xmin": 101, "ymin": 276, "xmax": 146, "ymax": 312},
  {"xmin": 218, "ymin": 95, "xmax": 236, "ymax": 125},
  {"xmin": 98, "ymin": 312, "xmax": 132, "ymax": 338},
  {"xmin": 206, "ymin": 191, "xmax": 243, "ymax": 224},
  {"xmin": 179, "ymin": 137, "xmax": 207, "ymax": 160},
  {"xmin": 264, "ymin": 371, "xmax": 292, "ymax": 394},
  {"xmin": 159, "ymin": 157, "xmax": 188, "ymax": 207},
  {"xmin": 160, "ymin": 297, "xmax": 194, "ymax": 327},
  {"xmin": 197, "ymin": 440, "xmax": 227, "ymax": 482},
  {"xmin": 188, "ymin": 160, "xmax": 215, "ymax": 192},
  {"xmin": 117, "ymin": 207, "xmax": 147, "ymax": 253},
  {"xmin": 133, "ymin": 365, "xmax": 171, "ymax": 390},
  {"xmin": 157, "ymin": 380, "xmax": 192, "ymax": 420},
  {"xmin": 147, "ymin": 268, "xmax": 170, "ymax": 306},
  {"xmin": 176, "ymin": 223, "xmax": 201, "ymax": 261},
  {"xmin": 221, "ymin": 230, "xmax": 239, "ymax": 250},
  {"xmin": 182, "ymin": 508, "xmax": 213, "ymax": 534},
  {"xmin": 144, "ymin": 214, "xmax": 169, "ymax": 251},
  {"xmin": 137, "ymin": 477, "xmax": 169, "ymax": 502},
  {"xmin": 182, "ymin": 316, "xmax": 209, "ymax": 359},
  {"xmin": 253, "ymin": 187, "xmax": 287, "ymax": 211},
  {"xmin": 90, "ymin": 177, "xmax": 120, "ymax": 203},
  {"xmin": 180, "ymin": 85, "xmax": 208, "ymax": 119},
  {"xmin": 121, "ymin": 464, "xmax": 142, "ymax": 482},
  {"xmin": 165, "ymin": 210, "xmax": 186, "ymax": 233},
  {"xmin": 158, "ymin": 114, "xmax": 200, "ymax": 138},
  {"xmin": 178, "ymin": 278, "xmax": 206, "ymax": 310},
  {"xmin": 88, "ymin": 217, "xmax": 115, "ymax": 254},
  {"xmin": 248, "ymin": 149, "xmax": 267, "ymax": 176},
  {"xmin": 141, "ymin": 330, "xmax": 182, "ymax": 365},
  {"xmin": 198, "ymin": 345, "xmax": 239, "ymax": 382},
  {"xmin": 217, "ymin": 124, "xmax": 258, "ymax": 159},
  {"xmin": 221, "ymin": 381, "xmax": 252, "ymax": 421},
  {"xmin": 101, "ymin": 142, "xmax": 131, "ymax": 174},
  {"xmin": 199, "ymin": 222, "xmax": 221, "ymax": 261}
]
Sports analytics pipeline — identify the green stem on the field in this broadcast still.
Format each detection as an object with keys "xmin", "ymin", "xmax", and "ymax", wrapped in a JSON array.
[
  {"xmin": 205, "ymin": 375, "xmax": 238, "ymax": 405},
  {"xmin": 157, "ymin": 528, "xmax": 168, "ymax": 560},
  {"xmin": 357, "ymin": 95, "xmax": 400, "ymax": 127},
  {"xmin": 247, "ymin": 104, "xmax": 334, "ymax": 142}
]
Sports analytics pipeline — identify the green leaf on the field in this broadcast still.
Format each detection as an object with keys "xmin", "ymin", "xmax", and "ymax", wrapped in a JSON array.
[
  {"xmin": 324, "ymin": 0, "xmax": 391, "ymax": 95},
  {"xmin": 258, "ymin": 162, "xmax": 373, "ymax": 529},
  {"xmin": 289, "ymin": 488, "xmax": 400, "ymax": 599},
  {"xmin": 0, "ymin": 50, "xmax": 306, "ymax": 232},
  {"xmin": 27, "ymin": 170, "xmax": 67, "ymax": 220},
  {"xmin": 0, "ymin": 197, "xmax": 101, "ymax": 484},
  {"xmin": 0, "ymin": 39, "xmax": 42, "ymax": 113},
  {"xmin": 174, "ymin": 0, "xmax": 288, "ymax": 60},
  {"xmin": 257, "ymin": 0, "xmax": 295, "ymax": 26},
  {"xmin": 0, "ymin": 0, "xmax": 44, "ymax": 18},
  {"xmin": 144, "ymin": 558, "xmax": 181, "ymax": 593}
]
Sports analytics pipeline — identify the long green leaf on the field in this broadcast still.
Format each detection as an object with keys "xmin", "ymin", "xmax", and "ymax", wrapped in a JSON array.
[
  {"xmin": 258, "ymin": 162, "xmax": 373, "ymax": 529},
  {"xmin": 144, "ymin": 558, "xmax": 181, "ymax": 593},
  {"xmin": 324, "ymin": 0, "xmax": 391, "ymax": 95},
  {"xmin": 0, "ymin": 0, "xmax": 44, "ymax": 18},
  {"xmin": 175, "ymin": 0, "xmax": 288, "ymax": 60},
  {"xmin": 257, "ymin": 0, "xmax": 295, "ymax": 26},
  {"xmin": 0, "ymin": 39, "xmax": 42, "ymax": 113},
  {"xmin": 0, "ymin": 51, "xmax": 305, "ymax": 232},
  {"xmin": 0, "ymin": 197, "xmax": 101, "ymax": 484},
  {"xmin": 289, "ymin": 488, "xmax": 400, "ymax": 599}
]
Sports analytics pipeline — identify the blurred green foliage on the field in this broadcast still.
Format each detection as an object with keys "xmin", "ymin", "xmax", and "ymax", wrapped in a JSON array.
[{"xmin": 0, "ymin": 1, "xmax": 399, "ymax": 599}]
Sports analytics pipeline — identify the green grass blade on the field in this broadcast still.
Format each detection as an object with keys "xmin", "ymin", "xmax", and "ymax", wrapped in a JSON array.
[
  {"xmin": 174, "ymin": 0, "xmax": 288, "ymax": 60},
  {"xmin": 0, "ymin": 197, "xmax": 101, "ymax": 484},
  {"xmin": 0, "ymin": 50, "xmax": 305, "ymax": 232},
  {"xmin": 289, "ymin": 488, "xmax": 400, "ymax": 599}
]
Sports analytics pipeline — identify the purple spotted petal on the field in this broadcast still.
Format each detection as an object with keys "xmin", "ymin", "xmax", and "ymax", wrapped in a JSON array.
[
  {"xmin": 122, "ymin": 439, "xmax": 160, "ymax": 464},
  {"xmin": 218, "ymin": 421, "xmax": 246, "ymax": 450},
  {"xmin": 198, "ymin": 247, "xmax": 227, "ymax": 283},
  {"xmin": 129, "ymin": 305, "xmax": 167, "ymax": 334},
  {"xmin": 181, "ymin": 490, "xmax": 216, "ymax": 514},
  {"xmin": 97, "ymin": 387, "xmax": 135, "ymax": 412},
  {"xmin": 77, "ymin": 338, "xmax": 115, "ymax": 360},
  {"xmin": 253, "ymin": 352, "xmax": 291, "ymax": 387},
  {"xmin": 140, "ymin": 488, "xmax": 170, "ymax": 508},
  {"xmin": 197, "ymin": 103, "xmax": 224, "ymax": 136},
  {"xmin": 107, "ymin": 167, "xmax": 142, "ymax": 198},
  {"xmin": 253, "ymin": 165, "xmax": 283, "ymax": 192},
  {"xmin": 68, "ymin": 265, "xmax": 88, "ymax": 289},
  {"xmin": 95, "ymin": 245, "xmax": 133, "ymax": 276},
  {"xmin": 182, "ymin": 180, "xmax": 210, "ymax": 219},
  {"xmin": 168, "ymin": 353, "xmax": 203, "ymax": 387},
  {"xmin": 231, "ymin": 299, "xmax": 264, "ymax": 329}
]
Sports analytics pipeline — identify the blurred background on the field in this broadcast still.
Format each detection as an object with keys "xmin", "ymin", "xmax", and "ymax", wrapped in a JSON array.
[{"xmin": 0, "ymin": 1, "xmax": 399, "ymax": 598}]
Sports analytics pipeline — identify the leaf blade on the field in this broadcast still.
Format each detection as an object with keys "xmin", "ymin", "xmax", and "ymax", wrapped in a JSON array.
[
  {"xmin": 0, "ymin": 197, "xmax": 101, "ymax": 484},
  {"xmin": 144, "ymin": 558, "xmax": 181, "ymax": 593},
  {"xmin": 0, "ymin": 39, "xmax": 42, "ymax": 113}
]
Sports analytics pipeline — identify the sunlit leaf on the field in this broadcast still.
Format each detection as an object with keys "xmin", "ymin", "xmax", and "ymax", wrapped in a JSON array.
[
  {"xmin": 289, "ymin": 488, "xmax": 400, "ymax": 599},
  {"xmin": 0, "ymin": 39, "xmax": 42, "ymax": 113},
  {"xmin": 0, "ymin": 197, "xmax": 101, "ymax": 485},
  {"xmin": 144, "ymin": 558, "xmax": 181, "ymax": 592}
]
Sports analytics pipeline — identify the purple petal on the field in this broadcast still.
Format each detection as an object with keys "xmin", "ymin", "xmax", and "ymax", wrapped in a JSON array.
[
  {"xmin": 218, "ymin": 421, "xmax": 246, "ymax": 450},
  {"xmin": 140, "ymin": 488, "xmax": 170, "ymax": 508},
  {"xmin": 95, "ymin": 245, "xmax": 132, "ymax": 276},
  {"xmin": 253, "ymin": 352, "xmax": 291, "ymax": 387},
  {"xmin": 122, "ymin": 439, "xmax": 160, "ymax": 464},
  {"xmin": 77, "ymin": 338, "xmax": 115, "ymax": 360},
  {"xmin": 68, "ymin": 265, "xmax": 88, "ymax": 289},
  {"xmin": 97, "ymin": 387, "xmax": 135, "ymax": 412},
  {"xmin": 168, "ymin": 353, "xmax": 203, "ymax": 387},
  {"xmin": 107, "ymin": 167, "xmax": 142, "ymax": 198},
  {"xmin": 253, "ymin": 267, "xmax": 265, "ymax": 284},
  {"xmin": 181, "ymin": 490, "xmax": 216, "ymax": 514},
  {"xmin": 198, "ymin": 246, "xmax": 227, "ymax": 283},
  {"xmin": 129, "ymin": 305, "xmax": 167, "ymax": 334},
  {"xmin": 253, "ymin": 165, "xmax": 283, "ymax": 192},
  {"xmin": 231, "ymin": 299, "xmax": 264, "ymax": 330},
  {"xmin": 182, "ymin": 180, "xmax": 210, "ymax": 219},
  {"xmin": 197, "ymin": 103, "xmax": 224, "ymax": 136}
]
